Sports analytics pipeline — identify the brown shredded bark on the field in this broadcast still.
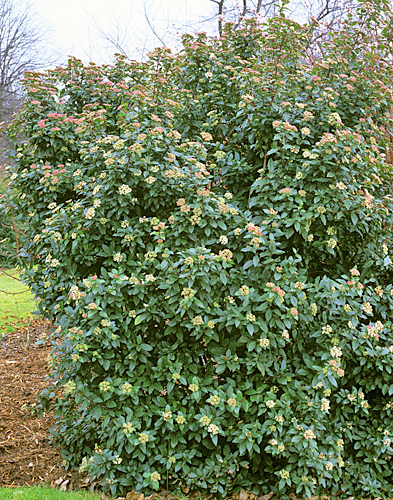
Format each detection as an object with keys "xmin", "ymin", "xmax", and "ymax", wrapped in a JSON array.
[{"xmin": 0, "ymin": 319, "xmax": 84, "ymax": 489}]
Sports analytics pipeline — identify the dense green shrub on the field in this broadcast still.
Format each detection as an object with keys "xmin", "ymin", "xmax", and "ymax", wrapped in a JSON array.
[
  {"xmin": 0, "ymin": 174, "xmax": 25, "ymax": 267},
  {"xmin": 3, "ymin": 1, "xmax": 393, "ymax": 497}
]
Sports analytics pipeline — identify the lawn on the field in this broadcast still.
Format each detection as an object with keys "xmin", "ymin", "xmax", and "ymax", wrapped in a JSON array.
[
  {"xmin": 0, "ymin": 485, "xmax": 193, "ymax": 500},
  {"xmin": 0, "ymin": 486, "xmax": 103, "ymax": 500},
  {"xmin": 0, "ymin": 268, "xmax": 36, "ymax": 334}
]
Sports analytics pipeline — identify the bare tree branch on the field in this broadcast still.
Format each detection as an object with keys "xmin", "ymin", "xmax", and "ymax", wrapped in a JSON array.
[
  {"xmin": 84, "ymin": 5, "xmax": 136, "ymax": 60},
  {"xmin": 84, "ymin": 1, "xmax": 172, "ymax": 62},
  {"xmin": 209, "ymin": 0, "xmax": 281, "ymax": 33},
  {"xmin": 89, "ymin": 0, "xmax": 380, "ymax": 64},
  {"xmin": 0, "ymin": 0, "xmax": 54, "ymax": 161},
  {"xmin": 143, "ymin": 3, "xmax": 167, "ymax": 47}
]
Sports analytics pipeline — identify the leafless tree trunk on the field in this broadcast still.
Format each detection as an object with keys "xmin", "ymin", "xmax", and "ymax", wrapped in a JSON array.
[{"xmin": 209, "ymin": 0, "xmax": 280, "ymax": 32}]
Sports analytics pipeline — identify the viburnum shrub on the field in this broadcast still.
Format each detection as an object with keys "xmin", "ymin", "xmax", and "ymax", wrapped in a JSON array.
[
  {"xmin": 3, "ymin": 0, "xmax": 393, "ymax": 497},
  {"xmin": 0, "ymin": 173, "xmax": 27, "ymax": 266}
]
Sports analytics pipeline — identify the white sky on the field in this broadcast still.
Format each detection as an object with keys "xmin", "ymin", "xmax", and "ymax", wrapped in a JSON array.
[
  {"xmin": 29, "ymin": 0, "xmax": 307, "ymax": 67},
  {"xmin": 31, "ymin": 0, "xmax": 218, "ymax": 65}
]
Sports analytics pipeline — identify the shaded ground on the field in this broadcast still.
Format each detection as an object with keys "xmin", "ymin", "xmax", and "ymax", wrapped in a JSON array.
[{"xmin": 0, "ymin": 319, "xmax": 85, "ymax": 491}]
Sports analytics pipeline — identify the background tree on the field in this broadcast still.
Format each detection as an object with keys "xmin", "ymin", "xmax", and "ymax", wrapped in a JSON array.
[
  {"xmin": 91, "ymin": 0, "xmax": 364, "ymax": 61},
  {"xmin": 0, "ymin": 0, "xmax": 52, "ymax": 125},
  {"xmin": 207, "ymin": 0, "xmax": 361, "ymax": 42},
  {"xmin": 0, "ymin": 0, "xmax": 53, "ymax": 265}
]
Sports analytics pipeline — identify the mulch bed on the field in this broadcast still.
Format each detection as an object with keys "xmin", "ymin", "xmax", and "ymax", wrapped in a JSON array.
[{"xmin": 0, "ymin": 319, "xmax": 86, "ymax": 491}]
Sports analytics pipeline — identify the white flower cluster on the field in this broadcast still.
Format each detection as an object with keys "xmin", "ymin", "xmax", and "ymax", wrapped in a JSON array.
[
  {"xmin": 69, "ymin": 285, "xmax": 81, "ymax": 301},
  {"xmin": 85, "ymin": 207, "xmax": 95, "ymax": 219},
  {"xmin": 321, "ymin": 398, "xmax": 330, "ymax": 412},
  {"xmin": 113, "ymin": 253, "xmax": 123, "ymax": 262},
  {"xmin": 330, "ymin": 346, "xmax": 342, "ymax": 358},
  {"xmin": 322, "ymin": 325, "xmax": 333, "ymax": 335},
  {"xmin": 304, "ymin": 429, "xmax": 316, "ymax": 440},
  {"xmin": 118, "ymin": 184, "xmax": 132, "ymax": 195},
  {"xmin": 208, "ymin": 424, "xmax": 220, "ymax": 435}
]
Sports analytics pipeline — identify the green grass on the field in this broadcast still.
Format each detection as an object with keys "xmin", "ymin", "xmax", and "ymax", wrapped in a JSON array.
[
  {"xmin": 0, "ymin": 485, "xmax": 198, "ymax": 500},
  {"xmin": 0, "ymin": 268, "xmax": 36, "ymax": 334},
  {"xmin": 0, "ymin": 486, "xmax": 103, "ymax": 500},
  {"xmin": 0, "ymin": 486, "xmax": 193, "ymax": 500}
]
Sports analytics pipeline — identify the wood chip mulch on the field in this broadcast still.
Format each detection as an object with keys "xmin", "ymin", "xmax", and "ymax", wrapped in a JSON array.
[{"xmin": 0, "ymin": 319, "xmax": 86, "ymax": 491}]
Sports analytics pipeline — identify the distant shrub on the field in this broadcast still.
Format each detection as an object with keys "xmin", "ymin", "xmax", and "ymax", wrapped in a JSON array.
[
  {"xmin": 3, "ymin": 1, "xmax": 393, "ymax": 497},
  {"xmin": 0, "ymin": 175, "xmax": 25, "ymax": 267}
]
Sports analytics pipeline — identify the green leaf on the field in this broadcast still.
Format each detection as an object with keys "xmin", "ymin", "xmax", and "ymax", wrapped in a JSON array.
[{"xmin": 135, "ymin": 315, "xmax": 145, "ymax": 325}]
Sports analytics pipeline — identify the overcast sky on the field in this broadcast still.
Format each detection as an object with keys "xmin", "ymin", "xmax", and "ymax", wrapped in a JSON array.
[
  {"xmin": 29, "ymin": 0, "xmax": 308, "ymax": 67},
  {"xmin": 31, "ymin": 0, "xmax": 218, "ymax": 65}
]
